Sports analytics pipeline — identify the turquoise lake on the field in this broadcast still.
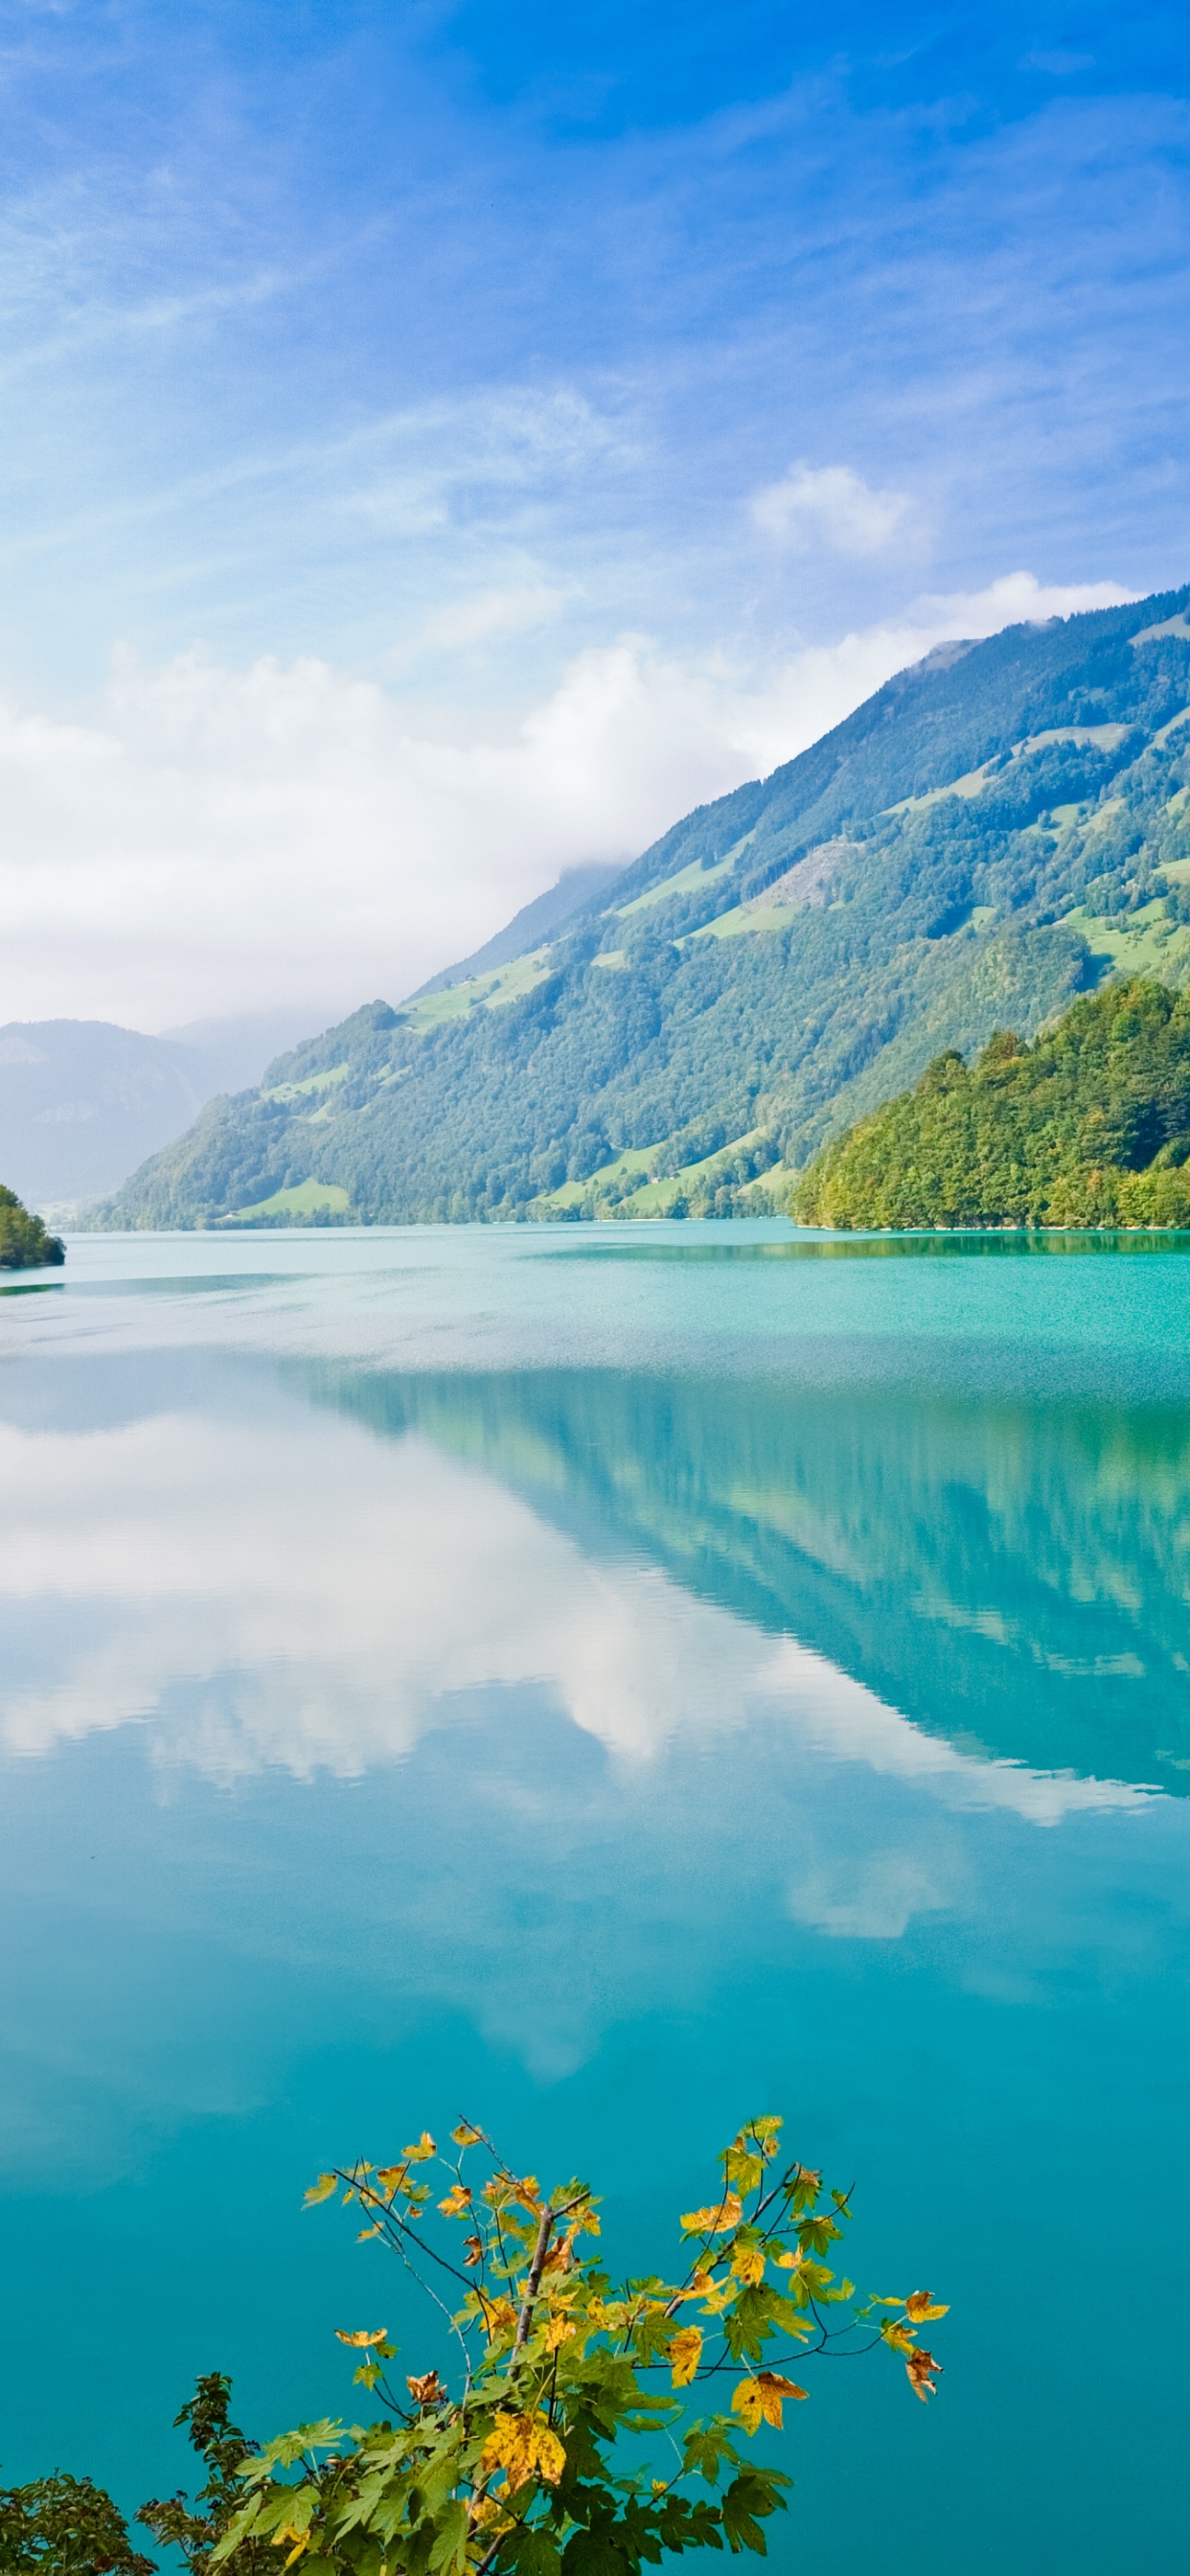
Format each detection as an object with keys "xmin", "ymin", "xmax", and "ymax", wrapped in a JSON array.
[{"xmin": 2, "ymin": 1222, "xmax": 1188, "ymax": 2570}]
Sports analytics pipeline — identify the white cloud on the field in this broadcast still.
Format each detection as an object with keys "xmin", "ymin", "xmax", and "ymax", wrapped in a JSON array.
[
  {"xmin": 0, "ymin": 568, "xmax": 1133, "ymax": 1030},
  {"xmin": 750, "ymin": 462, "xmax": 915, "ymax": 556}
]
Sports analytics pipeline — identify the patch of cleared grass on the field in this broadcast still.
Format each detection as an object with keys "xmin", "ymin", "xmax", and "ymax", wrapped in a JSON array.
[{"xmin": 223, "ymin": 1179, "xmax": 351, "ymax": 1223}]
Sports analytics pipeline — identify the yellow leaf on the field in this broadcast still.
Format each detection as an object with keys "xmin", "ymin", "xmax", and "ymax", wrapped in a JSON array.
[
  {"xmin": 753, "ymin": 2370, "xmax": 809, "ymax": 2427},
  {"xmin": 451, "ymin": 2121, "xmax": 484, "ymax": 2147},
  {"xmin": 356, "ymin": 2224, "xmax": 383, "ymax": 2242},
  {"xmin": 669, "ymin": 2327, "xmax": 702, "ymax": 2387},
  {"xmin": 732, "ymin": 2243, "xmax": 765, "ymax": 2286},
  {"xmin": 304, "ymin": 2174, "xmax": 338, "ymax": 2205},
  {"xmin": 731, "ymin": 2380, "xmax": 763, "ymax": 2436},
  {"xmin": 335, "ymin": 2328, "xmax": 387, "ymax": 2348},
  {"xmin": 905, "ymin": 2290, "xmax": 950, "ymax": 2323},
  {"xmin": 880, "ymin": 2319, "xmax": 917, "ymax": 2358},
  {"xmin": 545, "ymin": 2312, "xmax": 577, "ymax": 2351},
  {"xmin": 680, "ymin": 2193, "xmax": 743, "ymax": 2236},
  {"xmin": 469, "ymin": 2496, "xmax": 506, "ymax": 2531},
  {"xmin": 376, "ymin": 2164, "xmax": 409, "ymax": 2192},
  {"xmin": 585, "ymin": 2296, "xmax": 627, "ymax": 2332},
  {"xmin": 402, "ymin": 2131, "xmax": 436, "ymax": 2162},
  {"xmin": 698, "ymin": 2277, "xmax": 734, "ymax": 2315},
  {"xmin": 272, "ymin": 2522, "xmax": 310, "ymax": 2568},
  {"xmin": 480, "ymin": 2410, "xmax": 566, "ymax": 2491},
  {"xmin": 439, "ymin": 2184, "xmax": 473, "ymax": 2216}
]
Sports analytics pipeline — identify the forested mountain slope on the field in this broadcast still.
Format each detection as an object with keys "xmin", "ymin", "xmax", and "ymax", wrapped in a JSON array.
[{"xmin": 99, "ymin": 585, "xmax": 1190, "ymax": 1228}]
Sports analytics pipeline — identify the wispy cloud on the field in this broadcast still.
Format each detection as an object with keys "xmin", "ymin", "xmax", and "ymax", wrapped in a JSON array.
[{"xmin": 750, "ymin": 463, "xmax": 917, "ymax": 557}]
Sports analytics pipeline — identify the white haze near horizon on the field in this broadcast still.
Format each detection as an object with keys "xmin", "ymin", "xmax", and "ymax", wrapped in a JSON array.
[{"xmin": 0, "ymin": 565, "xmax": 1129, "ymax": 1036}]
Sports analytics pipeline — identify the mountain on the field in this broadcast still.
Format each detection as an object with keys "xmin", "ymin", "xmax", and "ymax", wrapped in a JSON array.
[
  {"xmin": 792, "ymin": 977, "xmax": 1190, "ymax": 1230},
  {"xmin": 410, "ymin": 863, "xmax": 625, "ymax": 999},
  {"xmin": 0, "ymin": 1010, "xmax": 335, "ymax": 1211},
  {"xmin": 97, "ymin": 584, "xmax": 1190, "ymax": 1230}
]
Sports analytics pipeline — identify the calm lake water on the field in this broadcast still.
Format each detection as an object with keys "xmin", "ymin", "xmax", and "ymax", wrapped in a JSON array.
[{"xmin": 2, "ymin": 1222, "xmax": 1188, "ymax": 2571}]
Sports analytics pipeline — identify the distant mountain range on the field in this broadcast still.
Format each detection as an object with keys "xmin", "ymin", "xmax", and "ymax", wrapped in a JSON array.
[
  {"xmin": 0, "ymin": 1007, "xmax": 330, "ymax": 1210},
  {"xmin": 95, "ymin": 583, "xmax": 1190, "ymax": 1228}
]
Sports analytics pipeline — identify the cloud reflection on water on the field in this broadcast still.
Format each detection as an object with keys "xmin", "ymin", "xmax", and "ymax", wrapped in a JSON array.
[{"xmin": 0, "ymin": 1400, "xmax": 1141, "ymax": 1849}]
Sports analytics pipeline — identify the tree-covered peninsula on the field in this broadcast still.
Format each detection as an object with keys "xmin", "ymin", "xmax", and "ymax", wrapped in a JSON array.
[
  {"xmin": 0, "ymin": 1183, "xmax": 64, "ymax": 1268},
  {"xmin": 791, "ymin": 978, "xmax": 1190, "ymax": 1230}
]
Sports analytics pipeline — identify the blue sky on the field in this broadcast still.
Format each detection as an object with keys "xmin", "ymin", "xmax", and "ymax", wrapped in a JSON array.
[{"xmin": 0, "ymin": 1, "xmax": 1187, "ymax": 1025}]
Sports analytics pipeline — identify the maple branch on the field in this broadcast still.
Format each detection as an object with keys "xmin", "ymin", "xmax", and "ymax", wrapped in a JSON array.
[{"xmin": 514, "ymin": 2206, "xmax": 556, "ymax": 2353}]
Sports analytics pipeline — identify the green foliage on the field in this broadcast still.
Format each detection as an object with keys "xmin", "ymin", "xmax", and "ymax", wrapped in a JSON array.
[
  {"xmin": 791, "ymin": 977, "xmax": 1190, "ymax": 1229},
  {"xmin": 137, "ymin": 2374, "xmax": 276, "ymax": 2572},
  {"xmin": 0, "ymin": 2472, "xmax": 154, "ymax": 2573},
  {"xmin": 94, "ymin": 586, "xmax": 1190, "ymax": 1230},
  {"xmin": 201, "ymin": 2115, "xmax": 943, "ymax": 2574},
  {"xmin": 0, "ymin": 1183, "xmax": 64, "ymax": 1267},
  {"xmin": 0, "ymin": 2120, "xmax": 943, "ymax": 2576}
]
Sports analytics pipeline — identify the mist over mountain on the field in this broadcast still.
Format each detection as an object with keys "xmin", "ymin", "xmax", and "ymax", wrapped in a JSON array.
[
  {"xmin": 410, "ymin": 864, "xmax": 626, "ymax": 1001},
  {"xmin": 0, "ymin": 1009, "xmax": 333, "ymax": 1210},
  {"xmin": 97, "ymin": 586, "xmax": 1190, "ymax": 1229}
]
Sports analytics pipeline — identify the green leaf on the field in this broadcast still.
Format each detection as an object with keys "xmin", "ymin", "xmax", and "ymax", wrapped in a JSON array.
[
  {"xmin": 682, "ymin": 2422, "xmax": 744, "ymax": 2487},
  {"xmin": 428, "ymin": 2498, "xmax": 470, "ymax": 2573},
  {"xmin": 721, "ymin": 2470, "xmax": 789, "ymax": 2557},
  {"xmin": 561, "ymin": 2532, "xmax": 629, "ymax": 2576},
  {"xmin": 796, "ymin": 2214, "xmax": 842, "ymax": 2256},
  {"xmin": 507, "ymin": 2529, "xmax": 564, "ymax": 2576}
]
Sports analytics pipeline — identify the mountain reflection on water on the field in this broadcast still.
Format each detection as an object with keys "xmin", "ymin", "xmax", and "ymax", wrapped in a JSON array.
[
  {"xmin": 3, "ymin": 1346, "xmax": 1179, "ymax": 1800},
  {"xmin": 306, "ymin": 1365, "xmax": 1190, "ymax": 1796}
]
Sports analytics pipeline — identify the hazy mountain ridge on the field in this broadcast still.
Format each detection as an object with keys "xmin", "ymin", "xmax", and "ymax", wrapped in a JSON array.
[
  {"xmin": 0, "ymin": 1009, "xmax": 332, "ymax": 1211},
  {"xmin": 95, "ymin": 585, "xmax": 1190, "ymax": 1228}
]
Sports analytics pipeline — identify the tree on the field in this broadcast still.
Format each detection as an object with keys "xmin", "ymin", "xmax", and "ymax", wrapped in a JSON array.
[
  {"xmin": 0, "ymin": 2472, "xmax": 154, "ymax": 2573},
  {"xmin": 138, "ymin": 2377, "xmax": 278, "ymax": 2574},
  {"xmin": 210, "ymin": 2114, "xmax": 946, "ymax": 2574},
  {"xmin": 0, "ymin": 1184, "xmax": 64, "ymax": 1270}
]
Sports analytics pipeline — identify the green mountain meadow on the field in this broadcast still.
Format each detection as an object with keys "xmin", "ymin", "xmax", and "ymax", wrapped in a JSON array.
[{"xmin": 98, "ymin": 585, "xmax": 1190, "ymax": 1229}]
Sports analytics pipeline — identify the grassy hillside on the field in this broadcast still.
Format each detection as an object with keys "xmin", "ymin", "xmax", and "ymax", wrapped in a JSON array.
[
  {"xmin": 96, "ymin": 585, "xmax": 1190, "ymax": 1229},
  {"xmin": 792, "ymin": 978, "xmax": 1190, "ymax": 1230}
]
